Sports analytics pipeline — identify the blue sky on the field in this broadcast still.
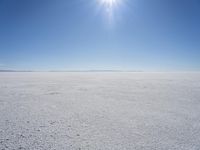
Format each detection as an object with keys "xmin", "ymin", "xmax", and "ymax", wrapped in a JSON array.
[{"xmin": 0, "ymin": 0, "xmax": 200, "ymax": 71}]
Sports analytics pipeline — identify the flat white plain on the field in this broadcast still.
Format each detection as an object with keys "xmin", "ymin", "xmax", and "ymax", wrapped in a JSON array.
[{"xmin": 0, "ymin": 72, "xmax": 200, "ymax": 150}]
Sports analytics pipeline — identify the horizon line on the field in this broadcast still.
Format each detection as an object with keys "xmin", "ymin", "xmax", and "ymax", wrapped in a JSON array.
[{"xmin": 0, "ymin": 69, "xmax": 200, "ymax": 73}]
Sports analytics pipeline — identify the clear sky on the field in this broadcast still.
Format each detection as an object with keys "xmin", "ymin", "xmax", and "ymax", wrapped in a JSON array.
[{"xmin": 0, "ymin": 0, "xmax": 200, "ymax": 71}]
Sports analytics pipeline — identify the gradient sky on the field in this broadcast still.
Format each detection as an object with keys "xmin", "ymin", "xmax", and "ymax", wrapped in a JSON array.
[{"xmin": 0, "ymin": 0, "xmax": 200, "ymax": 71}]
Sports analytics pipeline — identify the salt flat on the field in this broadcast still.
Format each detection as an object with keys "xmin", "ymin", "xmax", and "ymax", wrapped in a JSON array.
[{"xmin": 0, "ymin": 72, "xmax": 200, "ymax": 150}]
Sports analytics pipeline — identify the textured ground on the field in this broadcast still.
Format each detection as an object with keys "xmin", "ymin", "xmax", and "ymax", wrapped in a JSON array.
[{"xmin": 0, "ymin": 72, "xmax": 200, "ymax": 150}]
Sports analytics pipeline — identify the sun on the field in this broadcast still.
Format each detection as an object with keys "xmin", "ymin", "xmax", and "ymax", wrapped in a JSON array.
[
  {"xmin": 97, "ymin": 0, "xmax": 124, "ymax": 25},
  {"xmin": 100, "ymin": 0, "xmax": 119, "ymax": 7},
  {"xmin": 98, "ymin": 0, "xmax": 121, "ymax": 11},
  {"xmin": 101, "ymin": 0, "xmax": 117, "ymax": 7}
]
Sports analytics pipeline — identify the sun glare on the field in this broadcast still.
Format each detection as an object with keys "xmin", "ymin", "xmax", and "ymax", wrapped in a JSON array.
[
  {"xmin": 99, "ymin": 0, "xmax": 121, "ymax": 8},
  {"xmin": 101, "ymin": 0, "xmax": 117, "ymax": 7},
  {"xmin": 96, "ymin": 0, "xmax": 124, "ymax": 26}
]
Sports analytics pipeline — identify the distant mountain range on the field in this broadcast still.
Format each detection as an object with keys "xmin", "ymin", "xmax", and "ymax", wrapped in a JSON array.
[
  {"xmin": 0, "ymin": 70, "xmax": 33, "ymax": 72},
  {"xmin": 0, "ymin": 70, "xmax": 143, "ymax": 72}
]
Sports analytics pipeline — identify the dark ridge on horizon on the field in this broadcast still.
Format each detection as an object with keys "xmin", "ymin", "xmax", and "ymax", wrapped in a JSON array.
[
  {"xmin": 0, "ymin": 70, "xmax": 144, "ymax": 72},
  {"xmin": 0, "ymin": 70, "xmax": 34, "ymax": 72}
]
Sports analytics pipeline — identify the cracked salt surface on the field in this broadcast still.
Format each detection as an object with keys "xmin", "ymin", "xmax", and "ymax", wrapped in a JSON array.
[{"xmin": 0, "ymin": 72, "xmax": 200, "ymax": 150}]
